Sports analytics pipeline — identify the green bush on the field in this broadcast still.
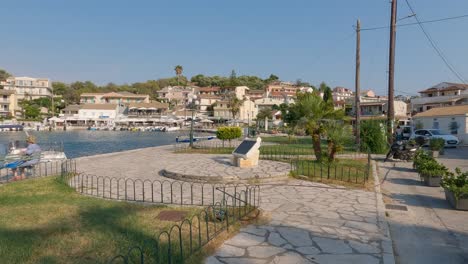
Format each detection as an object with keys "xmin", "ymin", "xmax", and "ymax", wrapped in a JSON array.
[
  {"xmin": 216, "ymin": 126, "xmax": 242, "ymax": 146},
  {"xmin": 429, "ymin": 138, "xmax": 445, "ymax": 151},
  {"xmin": 418, "ymin": 160, "xmax": 449, "ymax": 178},
  {"xmin": 360, "ymin": 120, "xmax": 388, "ymax": 154},
  {"xmin": 441, "ymin": 168, "xmax": 468, "ymax": 200}
]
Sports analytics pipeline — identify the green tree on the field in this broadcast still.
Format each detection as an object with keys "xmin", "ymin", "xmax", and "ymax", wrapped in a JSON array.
[
  {"xmin": 323, "ymin": 86, "xmax": 333, "ymax": 106},
  {"xmin": 52, "ymin": 82, "xmax": 69, "ymax": 96},
  {"xmin": 360, "ymin": 120, "xmax": 388, "ymax": 154},
  {"xmin": 324, "ymin": 121, "xmax": 353, "ymax": 161},
  {"xmin": 284, "ymin": 92, "xmax": 344, "ymax": 161},
  {"xmin": 0, "ymin": 69, "xmax": 11, "ymax": 81},
  {"xmin": 228, "ymin": 95, "xmax": 243, "ymax": 119},
  {"xmin": 265, "ymin": 74, "xmax": 279, "ymax": 83},
  {"xmin": 216, "ymin": 126, "xmax": 242, "ymax": 147},
  {"xmin": 174, "ymin": 65, "xmax": 183, "ymax": 85}
]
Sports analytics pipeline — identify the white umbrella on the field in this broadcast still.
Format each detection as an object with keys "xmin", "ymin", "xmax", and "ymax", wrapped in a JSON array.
[
  {"xmin": 200, "ymin": 119, "xmax": 214, "ymax": 123},
  {"xmin": 138, "ymin": 107, "xmax": 147, "ymax": 110}
]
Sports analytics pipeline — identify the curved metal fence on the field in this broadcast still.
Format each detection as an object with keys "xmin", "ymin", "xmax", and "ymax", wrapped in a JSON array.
[{"xmin": 58, "ymin": 159, "xmax": 260, "ymax": 264}]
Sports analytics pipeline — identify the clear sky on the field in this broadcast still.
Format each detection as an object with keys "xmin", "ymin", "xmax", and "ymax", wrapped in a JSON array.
[{"xmin": 1, "ymin": 0, "xmax": 467, "ymax": 95}]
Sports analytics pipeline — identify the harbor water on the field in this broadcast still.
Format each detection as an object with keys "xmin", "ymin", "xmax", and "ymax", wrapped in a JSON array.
[{"xmin": 0, "ymin": 131, "xmax": 179, "ymax": 159}]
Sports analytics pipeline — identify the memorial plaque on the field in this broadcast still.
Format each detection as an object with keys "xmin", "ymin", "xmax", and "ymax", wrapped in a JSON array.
[
  {"xmin": 232, "ymin": 137, "xmax": 262, "ymax": 168},
  {"xmin": 233, "ymin": 140, "xmax": 257, "ymax": 156}
]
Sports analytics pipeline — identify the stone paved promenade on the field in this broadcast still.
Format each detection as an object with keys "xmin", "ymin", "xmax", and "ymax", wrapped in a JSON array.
[
  {"xmin": 206, "ymin": 180, "xmax": 393, "ymax": 264},
  {"xmin": 76, "ymin": 146, "xmax": 393, "ymax": 264}
]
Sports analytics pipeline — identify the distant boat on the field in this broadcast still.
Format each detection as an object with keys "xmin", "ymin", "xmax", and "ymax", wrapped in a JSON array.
[{"xmin": 176, "ymin": 136, "xmax": 216, "ymax": 143}]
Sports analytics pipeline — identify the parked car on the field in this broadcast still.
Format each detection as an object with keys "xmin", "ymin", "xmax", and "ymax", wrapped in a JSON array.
[
  {"xmin": 410, "ymin": 129, "xmax": 459, "ymax": 147},
  {"xmin": 401, "ymin": 126, "xmax": 413, "ymax": 140}
]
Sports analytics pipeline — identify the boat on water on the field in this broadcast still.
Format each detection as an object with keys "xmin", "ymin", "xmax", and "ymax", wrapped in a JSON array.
[
  {"xmin": 0, "ymin": 141, "xmax": 67, "ymax": 169},
  {"xmin": 176, "ymin": 136, "xmax": 216, "ymax": 143},
  {"xmin": 0, "ymin": 124, "xmax": 24, "ymax": 132}
]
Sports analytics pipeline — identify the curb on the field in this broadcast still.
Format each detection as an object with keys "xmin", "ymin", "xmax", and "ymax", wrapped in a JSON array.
[{"xmin": 371, "ymin": 160, "xmax": 396, "ymax": 264}]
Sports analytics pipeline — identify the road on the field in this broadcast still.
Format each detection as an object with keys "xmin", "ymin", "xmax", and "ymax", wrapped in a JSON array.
[{"xmin": 378, "ymin": 154, "xmax": 468, "ymax": 264}]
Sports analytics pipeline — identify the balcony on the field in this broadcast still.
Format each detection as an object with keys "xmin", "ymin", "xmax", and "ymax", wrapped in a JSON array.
[{"xmin": 411, "ymin": 94, "xmax": 468, "ymax": 106}]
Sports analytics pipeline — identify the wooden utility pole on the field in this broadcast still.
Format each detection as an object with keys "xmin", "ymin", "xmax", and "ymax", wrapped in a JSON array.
[
  {"xmin": 387, "ymin": 0, "xmax": 397, "ymax": 142},
  {"xmin": 355, "ymin": 19, "xmax": 361, "ymax": 149}
]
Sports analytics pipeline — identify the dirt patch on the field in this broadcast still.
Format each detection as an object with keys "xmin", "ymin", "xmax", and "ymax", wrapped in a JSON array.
[{"xmin": 156, "ymin": 210, "xmax": 188, "ymax": 221}]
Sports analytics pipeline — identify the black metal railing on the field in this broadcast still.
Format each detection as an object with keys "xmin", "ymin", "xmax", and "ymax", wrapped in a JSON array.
[
  {"xmin": 0, "ymin": 159, "xmax": 70, "ymax": 184},
  {"xmin": 108, "ymin": 191, "xmax": 259, "ymax": 264},
  {"xmin": 290, "ymin": 158, "xmax": 370, "ymax": 184}
]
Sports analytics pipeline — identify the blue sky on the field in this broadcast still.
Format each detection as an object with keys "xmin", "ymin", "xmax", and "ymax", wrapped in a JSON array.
[{"xmin": 1, "ymin": 0, "xmax": 467, "ymax": 95}]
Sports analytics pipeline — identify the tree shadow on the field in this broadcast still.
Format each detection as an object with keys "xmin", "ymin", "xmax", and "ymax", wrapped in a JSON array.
[
  {"xmin": 388, "ymin": 177, "xmax": 422, "ymax": 186},
  {"xmin": 388, "ymin": 193, "xmax": 452, "ymax": 210}
]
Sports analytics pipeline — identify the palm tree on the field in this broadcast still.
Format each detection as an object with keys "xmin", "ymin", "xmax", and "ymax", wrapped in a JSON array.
[
  {"xmin": 325, "ymin": 121, "xmax": 352, "ymax": 161},
  {"xmin": 174, "ymin": 65, "xmax": 183, "ymax": 85},
  {"xmin": 286, "ymin": 93, "xmax": 344, "ymax": 161},
  {"xmin": 228, "ymin": 95, "xmax": 243, "ymax": 120}
]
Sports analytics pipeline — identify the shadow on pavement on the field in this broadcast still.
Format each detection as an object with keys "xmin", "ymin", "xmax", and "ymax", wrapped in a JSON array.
[
  {"xmin": 389, "ymin": 221, "xmax": 468, "ymax": 264},
  {"xmin": 388, "ymin": 193, "xmax": 451, "ymax": 209},
  {"xmin": 388, "ymin": 177, "xmax": 422, "ymax": 186}
]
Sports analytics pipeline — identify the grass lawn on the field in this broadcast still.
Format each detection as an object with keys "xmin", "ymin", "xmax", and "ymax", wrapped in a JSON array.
[
  {"xmin": 291, "ymin": 158, "xmax": 371, "ymax": 185},
  {"xmin": 0, "ymin": 177, "xmax": 204, "ymax": 264}
]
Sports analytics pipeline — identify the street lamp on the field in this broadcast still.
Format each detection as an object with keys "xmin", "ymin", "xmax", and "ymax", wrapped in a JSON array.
[{"xmin": 187, "ymin": 94, "xmax": 198, "ymax": 148}]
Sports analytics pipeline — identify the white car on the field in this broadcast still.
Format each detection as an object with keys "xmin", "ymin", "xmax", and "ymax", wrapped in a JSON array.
[{"xmin": 410, "ymin": 129, "xmax": 459, "ymax": 147}]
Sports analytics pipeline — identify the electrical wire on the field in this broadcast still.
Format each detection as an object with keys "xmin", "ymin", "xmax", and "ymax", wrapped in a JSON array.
[
  {"xmin": 360, "ymin": 14, "xmax": 468, "ymax": 31},
  {"xmin": 403, "ymin": 0, "xmax": 466, "ymax": 84}
]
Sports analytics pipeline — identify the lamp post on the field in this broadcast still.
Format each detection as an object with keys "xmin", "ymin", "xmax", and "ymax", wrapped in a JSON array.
[{"xmin": 188, "ymin": 94, "xmax": 198, "ymax": 148}]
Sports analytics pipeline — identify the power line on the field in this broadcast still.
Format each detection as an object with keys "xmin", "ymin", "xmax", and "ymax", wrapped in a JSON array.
[
  {"xmin": 360, "ymin": 14, "xmax": 468, "ymax": 31},
  {"xmin": 403, "ymin": 0, "xmax": 467, "ymax": 84}
]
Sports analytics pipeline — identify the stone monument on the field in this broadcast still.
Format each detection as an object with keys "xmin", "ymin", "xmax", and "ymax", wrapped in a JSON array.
[{"xmin": 232, "ymin": 137, "xmax": 261, "ymax": 168}]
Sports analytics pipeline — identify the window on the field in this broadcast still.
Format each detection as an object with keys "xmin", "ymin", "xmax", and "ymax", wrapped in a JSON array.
[
  {"xmin": 432, "ymin": 120, "xmax": 439, "ymax": 129},
  {"xmin": 449, "ymin": 119, "xmax": 459, "ymax": 135}
]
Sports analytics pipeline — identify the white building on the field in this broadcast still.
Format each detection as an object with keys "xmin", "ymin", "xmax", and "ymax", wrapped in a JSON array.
[
  {"xmin": 1, "ymin": 76, "xmax": 52, "ymax": 100},
  {"xmin": 411, "ymin": 82, "xmax": 468, "ymax": 114},
  {"xmin": 213, "ymin": 100, "xmax": 258, "ymax": 122},
  {"xmin": 254, "ymin": 97, "xmax": 292, "ymax": 111},
  {"xmin": 412, "ymin": 105, "xmax": 468, "ymax": 144},
  {"xmin": 78, "ymin": 104, "xmax": 120, "ymax": 120}
]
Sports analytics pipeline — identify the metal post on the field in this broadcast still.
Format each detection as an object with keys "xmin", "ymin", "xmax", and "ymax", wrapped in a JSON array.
[
  {"xmin": 355, "ymin": 19, "xmax": 361, "ymax": 149},
  {"xmin": 189, "ymin": 109, "xmax": 195, "ymax": 148},
  {"xmin": 388, "ymin": 0, "xmax": 397, "ymax": 142}
]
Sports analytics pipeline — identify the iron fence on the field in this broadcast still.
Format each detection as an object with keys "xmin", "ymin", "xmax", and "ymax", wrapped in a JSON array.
[
  {"xmin": 290, "ymin": 154, "xmax": 371, "ymax": 184},
  {"xmin": 108, "ymin": 191, "xmax": 259, "ymax": 264},
  {"xmin": 0, "ymin": 160, "xmax": 70, "ymax": 184}
]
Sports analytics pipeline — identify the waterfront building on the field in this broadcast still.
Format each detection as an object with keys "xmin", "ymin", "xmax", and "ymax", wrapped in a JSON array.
[
  {"xmin": 410, "ymin": 82, "xmax": 468, "ymax": 114},
  {"xmin": 127, "ymin": 102, "xmax": 169, "ymax": 117},
  {"xmin": 254, "ymin": 97, "xmax": 293, "ymax": 111},
  {"xmin": 80, "ymin": 92, "xmax": 150, "ymax": 105},
  {"xmin": 213, "ymin": 86, "xmax": 258, "ymax": 122},
  {"xmin": 265, "ymin": 81, "xmax": 313, "ymax": 99},
  {"xmin": 0, "ymin": 89, "xmax": 18, "ymax": 117},
  {"xmin": 1, "ymin": 76, "xmax": 52, "ymax": 101},
  {"xmin": 157, "ymin": 86, "xmax": 197, "ymax": 106},
  {"xmin": 60, "ymin": 104, "xmax": 81, "ymax": 117}
]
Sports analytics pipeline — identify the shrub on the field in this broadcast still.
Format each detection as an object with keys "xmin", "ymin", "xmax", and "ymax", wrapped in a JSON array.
[
  {"xmin": 441, "ymin": 168, "xmax": 468, "ymax": 200},
  {"xmin": 216, "ymin": 126, "xmax": 242, "ymax": 146},
  {"xmin": 429, "ymin": 138, "xmax": 445, "ymax": 151},
  {"xmin": 360, "ymin": 120, "xmax": 388, "ymax": 154},
  {"xmin": 418, "ymin": 160, "xmax": 449, "ymax": 178}
]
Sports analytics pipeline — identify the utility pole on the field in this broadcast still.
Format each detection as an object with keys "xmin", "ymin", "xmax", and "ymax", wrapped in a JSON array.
[
  {"xmin": 387, "ymin": 0, "xmax": 397, "ymax": 142},
  {"xmin": 355, "ymin": 19, "xmax": 361, "ymax": 150}
]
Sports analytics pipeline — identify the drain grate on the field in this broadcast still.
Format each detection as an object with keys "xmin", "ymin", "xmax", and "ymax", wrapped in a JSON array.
[{"xmin": 385, "ymin": 204, "xmax": 408, "ymax": 211}]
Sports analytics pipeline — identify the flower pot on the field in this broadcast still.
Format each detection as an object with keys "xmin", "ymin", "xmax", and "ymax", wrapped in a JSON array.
[
  {"xmin": 423, "ymin": 175, "xmax": 442, "ymax": 187},
  {"xmin": 444, "ymin": 189, "xmax": 468, "ymax": 211},
  {"xmin": 431, "ymin": 151, "xmax": 439, "ymax": 158}
]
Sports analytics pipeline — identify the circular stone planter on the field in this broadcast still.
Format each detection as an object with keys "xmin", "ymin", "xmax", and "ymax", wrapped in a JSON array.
[{"xmin": 160, "ymin": 154, "xmax": 291, "ymax": 183}]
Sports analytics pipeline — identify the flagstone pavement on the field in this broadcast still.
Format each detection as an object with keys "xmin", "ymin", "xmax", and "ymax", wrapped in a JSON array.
[{"xmin": 206, "ymin": 180, "xmax": 394, "ymax": 264}]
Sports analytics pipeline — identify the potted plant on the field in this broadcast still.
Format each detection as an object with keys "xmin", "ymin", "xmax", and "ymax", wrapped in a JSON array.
[
  {"xmin": 417, "ymin": 160, "xmax": 448, "ymax": 187},
  {"xmin": 429, "ymin": 138, "xmax": 445, "ymax": 157},
  {"xmin": 441, "ymin": 168, "xmax": 468, "ymax": 210},
  {"xmin": 412, "ymin": 150, "xmax": 432, "ymax": 170}
]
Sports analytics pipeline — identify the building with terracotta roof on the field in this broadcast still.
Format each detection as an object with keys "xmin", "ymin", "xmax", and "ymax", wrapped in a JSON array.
[
  {"xmin": 80, "ymin": 92, "xmax": 149, "ymax": 105},
  {"xmin": 413, "ymin": 104, "xmax": 468, "ymax": 144},
  {"xmin": 411, "ymin": 82, "xmax": 468, "ymax": 114}
]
